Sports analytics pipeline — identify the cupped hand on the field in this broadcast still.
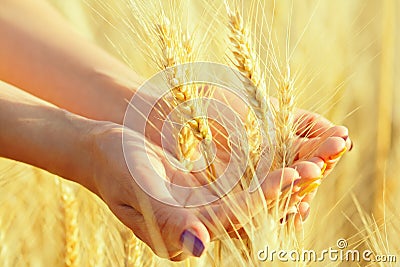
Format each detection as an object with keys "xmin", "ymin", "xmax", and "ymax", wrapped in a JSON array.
[
  {"xmin": 126, "ymin": 89, "xmax": 352, "ymax": 231},
  {"xmin": 88, "ymin": 123, "xmax": 215, "ymax": 261},
  {"xmin": 86, "ymin": 120, "xmax": 337, "ymax": 260},
  {"xmin": 88, "ymin": 123, "xmax": 286, "ymax": 261}
]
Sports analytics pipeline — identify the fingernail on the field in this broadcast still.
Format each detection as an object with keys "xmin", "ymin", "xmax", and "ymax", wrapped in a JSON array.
[
  {"xmin": 302, "ymin": 207, "xmax": 311, "ymax": 221},
  {"xmin": 294, "ymin": 177, "xmax": 322, "ymax": 188},
  {"xmin": 180, "ymin": 230, "xmax": 205, "ymax": 257},
  {"xmin": 328, "ymin": 146, "xmax": 347, "ymax": 161},
  {"xmin": 349, "ymin": 140, "xmax": 354, "ymax": 151},
  {"xmin": 298, "ymin": 181, "xmax": 321, "ymax": 197},
  {"xmin": 321, "ymin": 162, "xmax": 327, "ymax": 175},
  {"xmin": 310, "ymin": 157, "xmax": 325, "ymax": 170},
  {"xmin": 344, "ymin": 135, "xmax": 353, "ymax": 152},
  {"xmin": 280, "ymin": 212, "xmax": 296, "ymax": 224},
  {"xmin": 281, "ymin": 176, "xmax": 302, "ymax": 193}
]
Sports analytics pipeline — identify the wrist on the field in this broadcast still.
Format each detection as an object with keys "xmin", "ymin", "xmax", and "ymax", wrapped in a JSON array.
[
  {"xmin": 83, "ymin": 121, "xmax": 128, "ymax": 199},
  {"xmin": 0, "ymin": 81, "xmax": 113, "ymax": 195},
  {"xmin": 59, "ymin": 111, "xmax": 102, "ymax": 193}
]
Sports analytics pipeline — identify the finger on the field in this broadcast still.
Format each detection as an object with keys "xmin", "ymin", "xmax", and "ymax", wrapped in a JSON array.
[
  {"xmin": 124, "ymin": 136, "xmax": 187, "ymax": 207},
  {"xmin": 297, "ymin": 191, "xmax": 318, "ymax": 224},
  {"xmin": 110, "ymin": 204, "xmax": 176, "ymax": 258},
  {"xmin": 295, "ymin": 110, "xmax": 351, "ymax": 147},
  {"xmin": 291, "ymin": 160, "xmax": 323, "ymax": 179},
  {"xmin": 301, "ymin": 190, "xmax": 317, "ymax": 203},
  {"xmin": 274, "ymin": 200, "xmax": 299, "ymax": 221},
  {"xmin": 261, "ymin": 167, "xmax": 301, "ymax": 200},
  {"xmin": 295, "ymin": 136, "xmax": 347, "ymax": 175},
  {"xmin": 227, "ymin": 225, "xmax": 249, "ymax": 239},
  {"xmin": 111, "ymin": 205, "xmax": 147, "ymax": 240},
  {"xmin": 170, "ymin": 252, "xmax": 190, "ymax": 262},
  {"xmin": 318, "ymin": 126, "xmax": 352, "ymax": 152},
  {"xmin": 263, "ymin": 167, "xmax": 307, "ymax": 219},
  {"xmin": 307, "ymin": 156, "xmax": 326, "ymax": 173},
  {"xmin": 295, "ymin": 110, "xmax": 333, "ymax": 138},
  {"xmin": 295, "ymin": 110, "xmax": 351, "ymax": 146},
  {"xmin": 315, "ymin": 137, "xmax": 347, "ymax": 177},
  {"xmin": 278, "ymin": 160, "xmax": 322, "ymax": 223},
  {"xmin": 198, "ymin": 191, "xmax": 259, "ymax": 240},
  {"xmin": 292, "ymin": 184, "xmax": 319, "ymax": 213},
  {"xmin": 276, "ymin": 190, "xmax": 309, "ymax": 220},
  {"xmin": 152, "ymin": 204, "xmax": 210, "ymax": 258},
  {"xmin": 199, "ymin": 167, "xmax": 302, "ymax": 239},
  {"xmin": 288, "ymin": 160, "xmax": 323, "ymax": 195},
  {"xmin": 279, "ymin": 201, "xmax": 311, "ymax": 230},
  {"xmin": 162, "ymin": 156, "xmax": 207, "ymax": 187},
  {"xmin": 294, "ymin": 202, "xmax": 311, "ymax": 230},
  {"xmin": 199, "ymin": 161, "xmax": 323, "ymax": 239},
  {"xmin": 115, "ymin": 192, "xmax": 210, "ymax": 259}
]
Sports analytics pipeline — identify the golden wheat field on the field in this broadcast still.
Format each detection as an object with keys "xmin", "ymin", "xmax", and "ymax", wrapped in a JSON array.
[{"xmin": 0, "ymin": 0, "xmax": 399, "ymax": 266}]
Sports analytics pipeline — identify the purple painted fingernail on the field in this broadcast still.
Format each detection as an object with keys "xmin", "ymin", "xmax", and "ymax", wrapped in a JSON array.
[{"xmin": 180, "ymin": 230, "xmax": 205, "ymax": 257}]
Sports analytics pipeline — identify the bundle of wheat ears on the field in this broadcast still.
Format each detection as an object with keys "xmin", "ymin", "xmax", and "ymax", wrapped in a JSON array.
[
  {"xmin": 1, "ymin": 0, "xmax": 399, "ymax": 266},
  {"xmin": 112, "ymin": 0, "xmax": 324, "ymax": 265}
]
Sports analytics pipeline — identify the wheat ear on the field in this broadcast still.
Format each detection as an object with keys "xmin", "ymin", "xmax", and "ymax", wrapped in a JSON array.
[
  {"xmin": 227, "ymin": 5, "xmax": 273, "ymax": 186},
  {"xmin": 271, "ymin": 66, "xmax": 296, "ymax": 170},
  {"xmin": 225, "ymin": 4, "xmax": 269, "ymax": 257},
  {"xmin": 123, "ymin": 231, "xmax": 144, "ymax": 267},
  {"xmin": 60, "ymin": 183, "xmax": 79, "ymax": 267},
  {"xmin": 155, "ymin": 16, "xmax": 215, "ymax": 178},
  {"xmin": 279, "ymin": 66, "xmax": 324, "ymax": 196}
]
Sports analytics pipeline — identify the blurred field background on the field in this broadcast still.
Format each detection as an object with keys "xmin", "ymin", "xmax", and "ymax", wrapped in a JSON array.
[{"xmin": 0, "ymin": 0, "xmax": 399, "ymax": 266}]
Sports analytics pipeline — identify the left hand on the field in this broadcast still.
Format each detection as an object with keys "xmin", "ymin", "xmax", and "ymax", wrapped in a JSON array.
[{"xmin": 126, "ymin": 89, "xmax": 353, "ymax": 230}]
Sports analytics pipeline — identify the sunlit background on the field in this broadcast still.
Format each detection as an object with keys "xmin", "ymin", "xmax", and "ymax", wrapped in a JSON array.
[{"xmin": 1, "ymin": 0, "xmax": 399, "ymax": 266}]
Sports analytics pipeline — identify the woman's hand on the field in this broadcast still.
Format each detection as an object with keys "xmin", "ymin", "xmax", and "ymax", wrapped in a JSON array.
[
  {"xmin": 87, "ymin": 122, "xmax": 290, "ymax": 260},
  {"xmin": 86, "ymin": 122, "xmax": 327, "ymax": 260},
  {"xmin": 87, "ymin": 112, "xmax": 351, "ymax": 259},
  {"xmin": 0, "ymin": 78, "xmax": 351, "ymax": 262}
]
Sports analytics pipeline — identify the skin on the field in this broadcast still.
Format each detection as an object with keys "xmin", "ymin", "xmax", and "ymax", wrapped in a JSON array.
[{"xmin": 0, "ymin": 0, "xmax": 352, "ymax": 261}]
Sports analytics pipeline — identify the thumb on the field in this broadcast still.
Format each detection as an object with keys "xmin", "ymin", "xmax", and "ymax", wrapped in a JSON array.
[{"xmin": 154, "ymin": 205, "xmax": 210, "ymax": 258}]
